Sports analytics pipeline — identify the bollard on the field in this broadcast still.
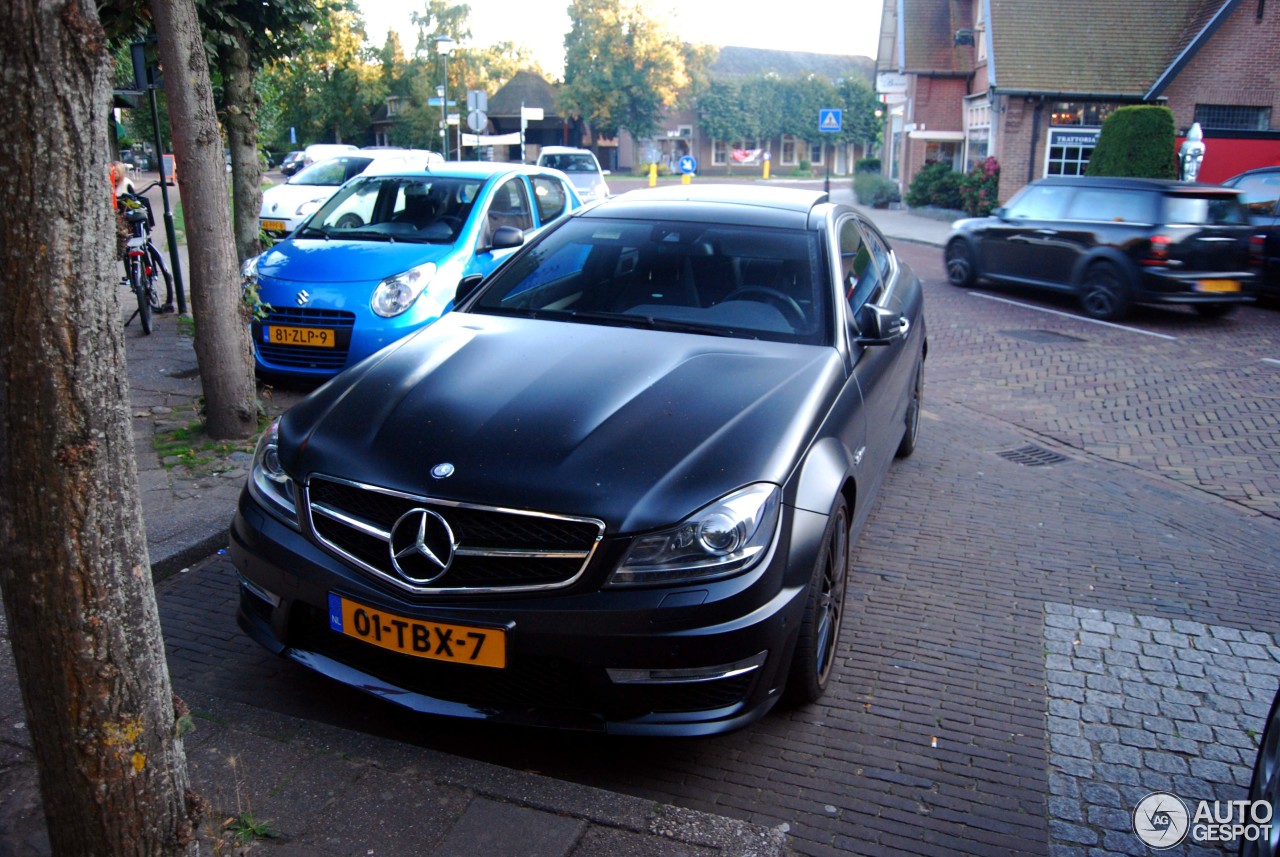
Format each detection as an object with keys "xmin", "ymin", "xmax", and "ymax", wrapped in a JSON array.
[{"xmin": 649, "ymin": 163, "xmax": 657, "ymax": 187}]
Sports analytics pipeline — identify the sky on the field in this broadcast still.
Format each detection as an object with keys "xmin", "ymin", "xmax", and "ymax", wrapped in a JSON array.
[{"xmin": 356, "ymin": 0, "xmax": 883, "ymax": 78}]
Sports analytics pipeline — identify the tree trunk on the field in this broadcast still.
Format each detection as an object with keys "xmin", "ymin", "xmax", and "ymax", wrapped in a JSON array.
[
  {"xmin": 221, "ymin": 34, "xmax": 262, "ymax": 263},
  {"xmin": 0, "ymin": 1, "xmax": 199, "ymax": 854},
  {"xmin": 152, "ymin": 0, "xmax": 259, "ymax": 440}
]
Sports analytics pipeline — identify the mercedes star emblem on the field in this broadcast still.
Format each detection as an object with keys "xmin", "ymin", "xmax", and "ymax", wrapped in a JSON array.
[{"xmin": 388, "ymin": 508, "xmax": 456, "ymax": 584}]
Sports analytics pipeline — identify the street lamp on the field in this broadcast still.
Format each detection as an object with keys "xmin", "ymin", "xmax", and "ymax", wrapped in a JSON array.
[{"xmin": 435, "ymin": 35, "xmax": 456, "ymax": 160}]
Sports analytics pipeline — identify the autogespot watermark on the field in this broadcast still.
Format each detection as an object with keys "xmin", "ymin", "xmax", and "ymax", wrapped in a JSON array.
[{"xmin": 1133, "ymin": 791, "xmax": 1273, "ymax": 849}]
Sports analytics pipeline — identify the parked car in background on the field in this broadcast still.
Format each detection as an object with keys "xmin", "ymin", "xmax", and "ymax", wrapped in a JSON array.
[
  {"xmin": 279, "ymin": 151, "xmax": 305, "ymax": 177},
  {"xmin": 944, "ymin": 176, "xmax": 1259, "ymax": 319},
  {"xmin": 1241, "ymin": 680, "xmax": 1279, "ymax": 857},
  {"xmin": 302, "ymin": 143, "xmax": 358, "ymax": 167},
  {"xmin": 243, "ymin": 161, "xmax": 582, "ymax": 380},
  {"xmin": 537, "ymin": 145, "xmax": 611, "ymax": 201},
  {"xmin": 1221, "ymin": 166, "xmax": 1280, "ymax": 299},
  {"xmin": 232, "ymin": 184, "xmax": 927, "ymax": 735},
  {"xmin": 259, "ymin": 148, "xmax": 443, "ymax": 238}
]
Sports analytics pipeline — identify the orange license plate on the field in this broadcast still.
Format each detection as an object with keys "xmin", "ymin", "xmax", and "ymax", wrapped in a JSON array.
[
  {"xmin": 267, "ymin": 325, "xmax": 335, "ymax": 348},
  {"xmin": 1195, "ymin": 279, "xmax": 1240, "ymax": 293},
  {"xmin": 261, "ymin": 220, "xmax": 287, "ymax": 232},
  {"xmin": 327, "ymin": 594, "xmax": 506, "ymax": 668}
]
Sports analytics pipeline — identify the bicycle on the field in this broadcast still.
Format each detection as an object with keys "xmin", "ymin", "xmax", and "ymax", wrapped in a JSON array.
[{"xmin": 117, "ymin": 181, "xmax": 174, "ymax": 334}]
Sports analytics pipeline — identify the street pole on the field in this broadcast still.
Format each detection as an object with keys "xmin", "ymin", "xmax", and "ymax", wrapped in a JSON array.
[{"xmin": 148, "ymin": 86, "xmax": 187, "ymax": 315}]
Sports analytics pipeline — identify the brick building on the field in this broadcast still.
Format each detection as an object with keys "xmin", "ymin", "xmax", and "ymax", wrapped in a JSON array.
[{"xmin": 877, "ymin": 0, "xmax": 1280, "ymax": 202}]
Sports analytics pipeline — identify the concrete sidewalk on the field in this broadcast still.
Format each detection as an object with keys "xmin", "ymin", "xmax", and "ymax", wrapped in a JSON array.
[{"xmin": 0, "ymin": 186, "xmax": 953, "ymax": 855}]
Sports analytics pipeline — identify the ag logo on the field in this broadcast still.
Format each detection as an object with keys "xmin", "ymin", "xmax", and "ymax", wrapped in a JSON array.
[{"xmin": 1133, "ymin": 792, "xmax": 1190, "ymax": 849}]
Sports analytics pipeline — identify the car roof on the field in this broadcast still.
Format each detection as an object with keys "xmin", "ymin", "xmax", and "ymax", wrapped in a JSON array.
[
  {"xmin": 1224, "ymin": 166, "xmax": 1280, "ymax": 182},
  {"xmin": 581, "ymin": 185, "xmax": 827, "ymax": 228},
  {"xmin": 358, "ymin": 161, "xmax": 569, "ymax": 181},
  {"xmin": 539, "ymin": 146, "xmax": 593, "ymax": 155},
  {"xmin": 1031, "ymin": 175, "xmax": 1241, "ymax": 194}
]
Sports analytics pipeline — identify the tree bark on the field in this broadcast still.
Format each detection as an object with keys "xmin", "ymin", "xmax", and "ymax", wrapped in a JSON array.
[
  {"xmin": 152, "ymin": 0, "xmax": 258, "ymax": 440},
  {"xmin": 0, "ymin": 1, "xmax": 199, "ymax": 853},
  {"xmin": 221, "ymin": 34, "xmax": 263, "ymax": 263}
]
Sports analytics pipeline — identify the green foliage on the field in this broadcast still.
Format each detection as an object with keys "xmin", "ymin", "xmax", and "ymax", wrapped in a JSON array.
[
  {"xmin": 1084, "ymin": 105, "xmax": 1178, "ymax": 179},
  {"xmin": 905, "ymin": 162, "xmax": 963, "ymax": 210},
  {"xmin": 854, "ymin": 172, "xmax": 901, "ymax": 208},
  {"xmin": 225, "ymin": 812, "xmax": 279, "ymax": 845},
  {"xmin": 855, "ymin": 157, "xmax": 881, "ymax": 173},
  {"xmin": 561, "ymin": 0, "xmax": 689, "ymax": 140},
  {"xmin": 959, "ymin": 156, "xmax": 1001, "ymax": 216}
]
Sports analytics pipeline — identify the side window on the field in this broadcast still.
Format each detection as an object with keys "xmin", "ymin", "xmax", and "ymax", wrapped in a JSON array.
[
  {"xmin": 1005, "ymin": 185, "xmax": 1070, "ymax": 220},
  {"xmin": 1065, "ymin": 189, "xmax": 1155, "ymax": 223},
  {"xmin": 487, "ymin": 178, "xmax": 534, "ymax": 235},
  {"xmin": 840, "ymin": 218, "xmax": 883, "ymax": 310},
  {"xmin": 1233, "ymin": 174, "xmax": 1280, "ymax": 216},
  {"xmin": 530, "ymin": 175, "xmax": 568, "ymax": 224}
]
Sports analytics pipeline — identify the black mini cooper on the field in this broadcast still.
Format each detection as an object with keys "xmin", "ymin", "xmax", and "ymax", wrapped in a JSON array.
[
  {"xmin": 231, "ymin": 185, "xmax": 927, "ymax": 735},
  {"xmin": 944, "ymin": 176, "xmax": 1259, "ymax": 320}
]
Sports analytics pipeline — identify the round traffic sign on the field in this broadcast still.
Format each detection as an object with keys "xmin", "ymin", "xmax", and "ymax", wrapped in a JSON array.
[{"xmin": 678, "ymin": 155, "xmax": 697, "ymax": 174}]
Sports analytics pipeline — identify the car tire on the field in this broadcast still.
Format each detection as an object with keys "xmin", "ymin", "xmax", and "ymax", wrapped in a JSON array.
[
  {"xmin": 1194, "ymin": 302, "xmax": 1236, "ymax": 318},
  {"xmin": 945, "ymin": 239, "xmax": 977, "ymax": 287},
  {"xmin": 334, "ymin": 213, "xmax": 364, "ymax": 229},
  {"xmin": 784, "ymin": 497, "xmax": 850, "ymax": 706},
  {"xmin": 1078, "ymin": 261, "xmax": 1132, "ymax": 321},
  {"xmin": 1241, "ymin": 683, "xmax": 1280, "ymax": 857},
  {"xmin": 896, "ymin": 360, "xmax": 923, "ymax": 459}
]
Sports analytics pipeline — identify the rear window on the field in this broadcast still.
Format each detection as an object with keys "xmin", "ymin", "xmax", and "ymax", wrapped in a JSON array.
[{"xmin": 1161, "ymin": 194, "xmax": 1246, "ymax": 226}]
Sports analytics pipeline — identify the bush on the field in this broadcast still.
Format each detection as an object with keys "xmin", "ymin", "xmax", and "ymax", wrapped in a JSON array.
[
  {"xmin": 855, "ymin": 157, "xmax": 881, "ymax": 174},
  {"xmin": 1085, "ymin": 105, "xmax": 1177, "ymax": 178},
  {"xmin": 853, "ymin": 172, "xmax": 901, "ymax": 208},
  {"xmin": 959, "ymin": 156, "xmax": 1001, "ymax": 216},
  {"xmin": 905, "ymin": 162, "xmax": 964, "ymax": 210},
  {"xmin": 635, "ymin": 161, "xmax": 672, "ymax": 177},
  {"xmin": 799, "ymin": 159, "xmax": 811, "ymax": 172}
]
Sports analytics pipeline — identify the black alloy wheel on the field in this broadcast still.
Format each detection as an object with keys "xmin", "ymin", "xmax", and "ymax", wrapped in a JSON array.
[
  {"xmin": 945, "ymin": 239, "xmax": 976, "ymax": 287},
  {"xmin": 131, "ymin": 257, "xmax": 153, "ymax": 335},
  {"xmin": 785, "ymin": 497, "xmax": 851, "ymax": 705},
  {"xmin": 1078, "ymin": 261, "xmax": 1132, "ymax": 321},
  {"xmin": 1241, "ymin": 684, "xmax": 1280, "ymax": 857},
  {"xmin": 896, "ymin": 360, "xmax": 923, "ymax": 458}
]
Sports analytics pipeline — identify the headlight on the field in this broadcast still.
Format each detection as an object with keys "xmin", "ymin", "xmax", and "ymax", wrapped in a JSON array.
[
  {"xmin": 240, "ymin": 254, "xmax": 260, "ymax": 289},
  {"xmin": 296, "ymin": 198, "xmax": 325, "ymax": 218},
  {"xmin": 609, "ymin": 483, "xmax": 781, "ymax": 587},
  {"xmin": 371, "ymin": 261, "xmax": 437, "ymax": 317},
  {"xmin": 248, "ymin": 417, "xmax": 297, "ymax": 525}
]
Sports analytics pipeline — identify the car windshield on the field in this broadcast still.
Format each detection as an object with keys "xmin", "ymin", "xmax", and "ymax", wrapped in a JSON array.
[
  {"xmin": 288, "ymin": 156, "xmax": 373, "ymax": 186},
  {"xmin": 1162, "ymin": 193, "xmax": 1247, "ymax": 226},
  {"xmin": 542, "ymin": 153, "xmax": 599, "ymax": 173},
  {"xmin": 470, "ymin": 217, "xmax": 830, "ymax": 345},
  {"xmin": 302, "ymin": 175, "xmax": 485, "ymax": 244}
]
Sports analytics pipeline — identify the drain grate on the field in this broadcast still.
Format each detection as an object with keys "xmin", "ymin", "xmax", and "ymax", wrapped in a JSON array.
[
  {"xmin": 996, "ymin": 445, "xmax": 1069, "ymax": 466},
  {"xmin": 1000, "ymin": 329, "xmax": 1085, "ymax": 344}
]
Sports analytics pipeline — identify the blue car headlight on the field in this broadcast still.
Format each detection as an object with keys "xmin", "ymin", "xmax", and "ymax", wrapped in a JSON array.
[
  {"xmin": 240, "ymin": 254, "xmax": 260, "ymax": 290},
  {"xmin": 610, "ymin": 483, "xmax": 781, "ymax": 587},
  {"xmin": 371, "ymin": 261, "xmax": 438, "ymax": 318},
  {"xmin": 248, "ymin": 417, "xmax": 298, "ymax": 526}
]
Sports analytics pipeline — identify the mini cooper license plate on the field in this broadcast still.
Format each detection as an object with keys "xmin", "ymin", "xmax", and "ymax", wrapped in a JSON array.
[
  {"xmin": 266, "ymin": 325, "xmax": 335, "ymax": 348},
  {"xmin": 328, "ymin": 594, "xmax": 506, "ymax": 668},
  {"xmin": 260, "ymin": 219, "xmax": 287, "ymax": 232},
  {"xmin": 1194, "ymin": 279, "xmax": 1240, "ymax": 293}
]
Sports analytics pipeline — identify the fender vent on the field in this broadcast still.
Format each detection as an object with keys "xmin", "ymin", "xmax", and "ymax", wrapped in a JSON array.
[{"xmin": 996, "ymin": 445, "xmax": 1068, "ymax": 466}]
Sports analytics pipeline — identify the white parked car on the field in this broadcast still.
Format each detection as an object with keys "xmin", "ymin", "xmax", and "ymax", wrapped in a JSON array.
[
  {"xmin": 301, "ymin": 143, "xmax": 358, "ymax": 167},
  {"xmin": 259, "ymin": 148, "xmax": 442, "ymax": 237},
  {"xmin": 536, "ymin": 146, "xmax": 611, "ymax": 202}
]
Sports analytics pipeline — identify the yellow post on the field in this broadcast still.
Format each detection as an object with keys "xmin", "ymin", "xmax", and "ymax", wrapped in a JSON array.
[
  {"xmin": 681, "ymin": 172, "xmax": 691, "ymax": 185},
  {"xmin": 763, "ymin": 157, "xmax": 771, "ymax": 180},
  {"xmin": 649, "ymin": 162, "xmax": 657, "ymax": 187}
]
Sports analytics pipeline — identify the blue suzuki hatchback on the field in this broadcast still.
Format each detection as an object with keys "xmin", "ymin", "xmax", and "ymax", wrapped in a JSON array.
[{"xmin": 243, "ymin": 162, "xmax": 583, "ymax": 379}]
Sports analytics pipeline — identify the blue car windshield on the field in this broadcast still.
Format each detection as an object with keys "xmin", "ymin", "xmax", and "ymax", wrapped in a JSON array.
[
  {"xmin": 303, "ymin": 176, "xmax": 485, "ymax": 244},
  {"xmin": 471, "ymin": 217, "xmax": 831, "ymax": 345}
]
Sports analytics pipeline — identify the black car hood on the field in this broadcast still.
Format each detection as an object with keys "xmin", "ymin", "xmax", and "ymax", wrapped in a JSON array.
[{"xmin": 281, "ymin": 312, "xmax": 844, "ymax": 533}]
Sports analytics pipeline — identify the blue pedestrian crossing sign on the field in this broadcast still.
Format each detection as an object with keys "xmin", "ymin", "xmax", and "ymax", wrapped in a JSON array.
[
  {"xmin": 678, "ymin": 155, "xmax": 698, "ymax": 174},
  {"xmin": 819, "ymin": 108, "xmax": 843, "ymax": 133}
]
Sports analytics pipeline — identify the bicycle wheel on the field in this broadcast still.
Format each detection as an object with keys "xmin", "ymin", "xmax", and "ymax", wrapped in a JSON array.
[
  {"xmin": 131, "ymin": 255, "xmax": 153, "ymax": 335},
  {"xmin": 147, "ymin": 243, "xmax": 174, "ymax": 311}
]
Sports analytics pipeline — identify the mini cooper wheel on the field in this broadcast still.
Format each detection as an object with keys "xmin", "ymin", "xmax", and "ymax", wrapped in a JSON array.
[
  {"xmin": 1078, "ymin": 261, "xmax": 1132, "ymax": 320},
  {"xmin": 1241, "ymin": 684, "xmax": 1280, "ymax": 857},
  {"xmin": 785, "ymin": 497, "xmax": 850, "ymax": 705},
  {"xmin": 945, "ymin": 239, "xmax": 976, "ymax": 288},
  {"xmin": 896, "ymin": 360, "xmax": 923, "ymax": 459}
]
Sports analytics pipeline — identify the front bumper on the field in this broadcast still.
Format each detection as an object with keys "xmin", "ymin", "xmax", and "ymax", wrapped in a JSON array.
[{"xmin": 230, "ymin": 489, "xmax": 826, "ymax": 735}]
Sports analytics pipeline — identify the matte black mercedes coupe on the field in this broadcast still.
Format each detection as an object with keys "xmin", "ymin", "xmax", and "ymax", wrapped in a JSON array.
[{"xmin": 231, "ymin": 185, "xmax": 927, "ymax": 736}]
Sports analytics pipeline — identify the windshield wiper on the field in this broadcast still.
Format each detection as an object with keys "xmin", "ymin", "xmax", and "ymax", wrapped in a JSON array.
[
  {"xmin": 295, "ymin": 226, "xmax": 329, "ymax": 240},
  {"xmin": 557, "ymin": 309, "xmax": 738, "ymax": 337}
]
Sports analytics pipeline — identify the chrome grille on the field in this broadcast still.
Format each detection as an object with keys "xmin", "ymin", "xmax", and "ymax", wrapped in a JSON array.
[{"xmin": 305, "ymin": 474, "xmax": 605, "ymax": 594}]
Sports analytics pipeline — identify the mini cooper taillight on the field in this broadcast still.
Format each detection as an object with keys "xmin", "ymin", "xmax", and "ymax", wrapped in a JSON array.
[
  {"xmin": 1142, "ymin": 234, "xmax": 1172, "ymax": 266},
  {"xmin": 1250, "ymin": 234, "xmax": 1266, "ymax": 267}
]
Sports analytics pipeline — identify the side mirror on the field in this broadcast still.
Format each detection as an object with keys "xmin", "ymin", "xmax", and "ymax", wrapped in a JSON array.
[
  {"xmin": 488, "ymin": 225, "xmax": 524, "ymax": 251},
  {"xmin": 602, "ymin": 169, "xmax": 612, "ymax": 176},
  {"xmin": 993, "ymin": 206, "xmax": 1008, "ymax": 220},
  {"xmin": 454, "ymin": 274, "xmax": 485, "ymax": 304},
  {"xmin": 856, "ymin": 304, "xmax": 911, "ymax": 346}
]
